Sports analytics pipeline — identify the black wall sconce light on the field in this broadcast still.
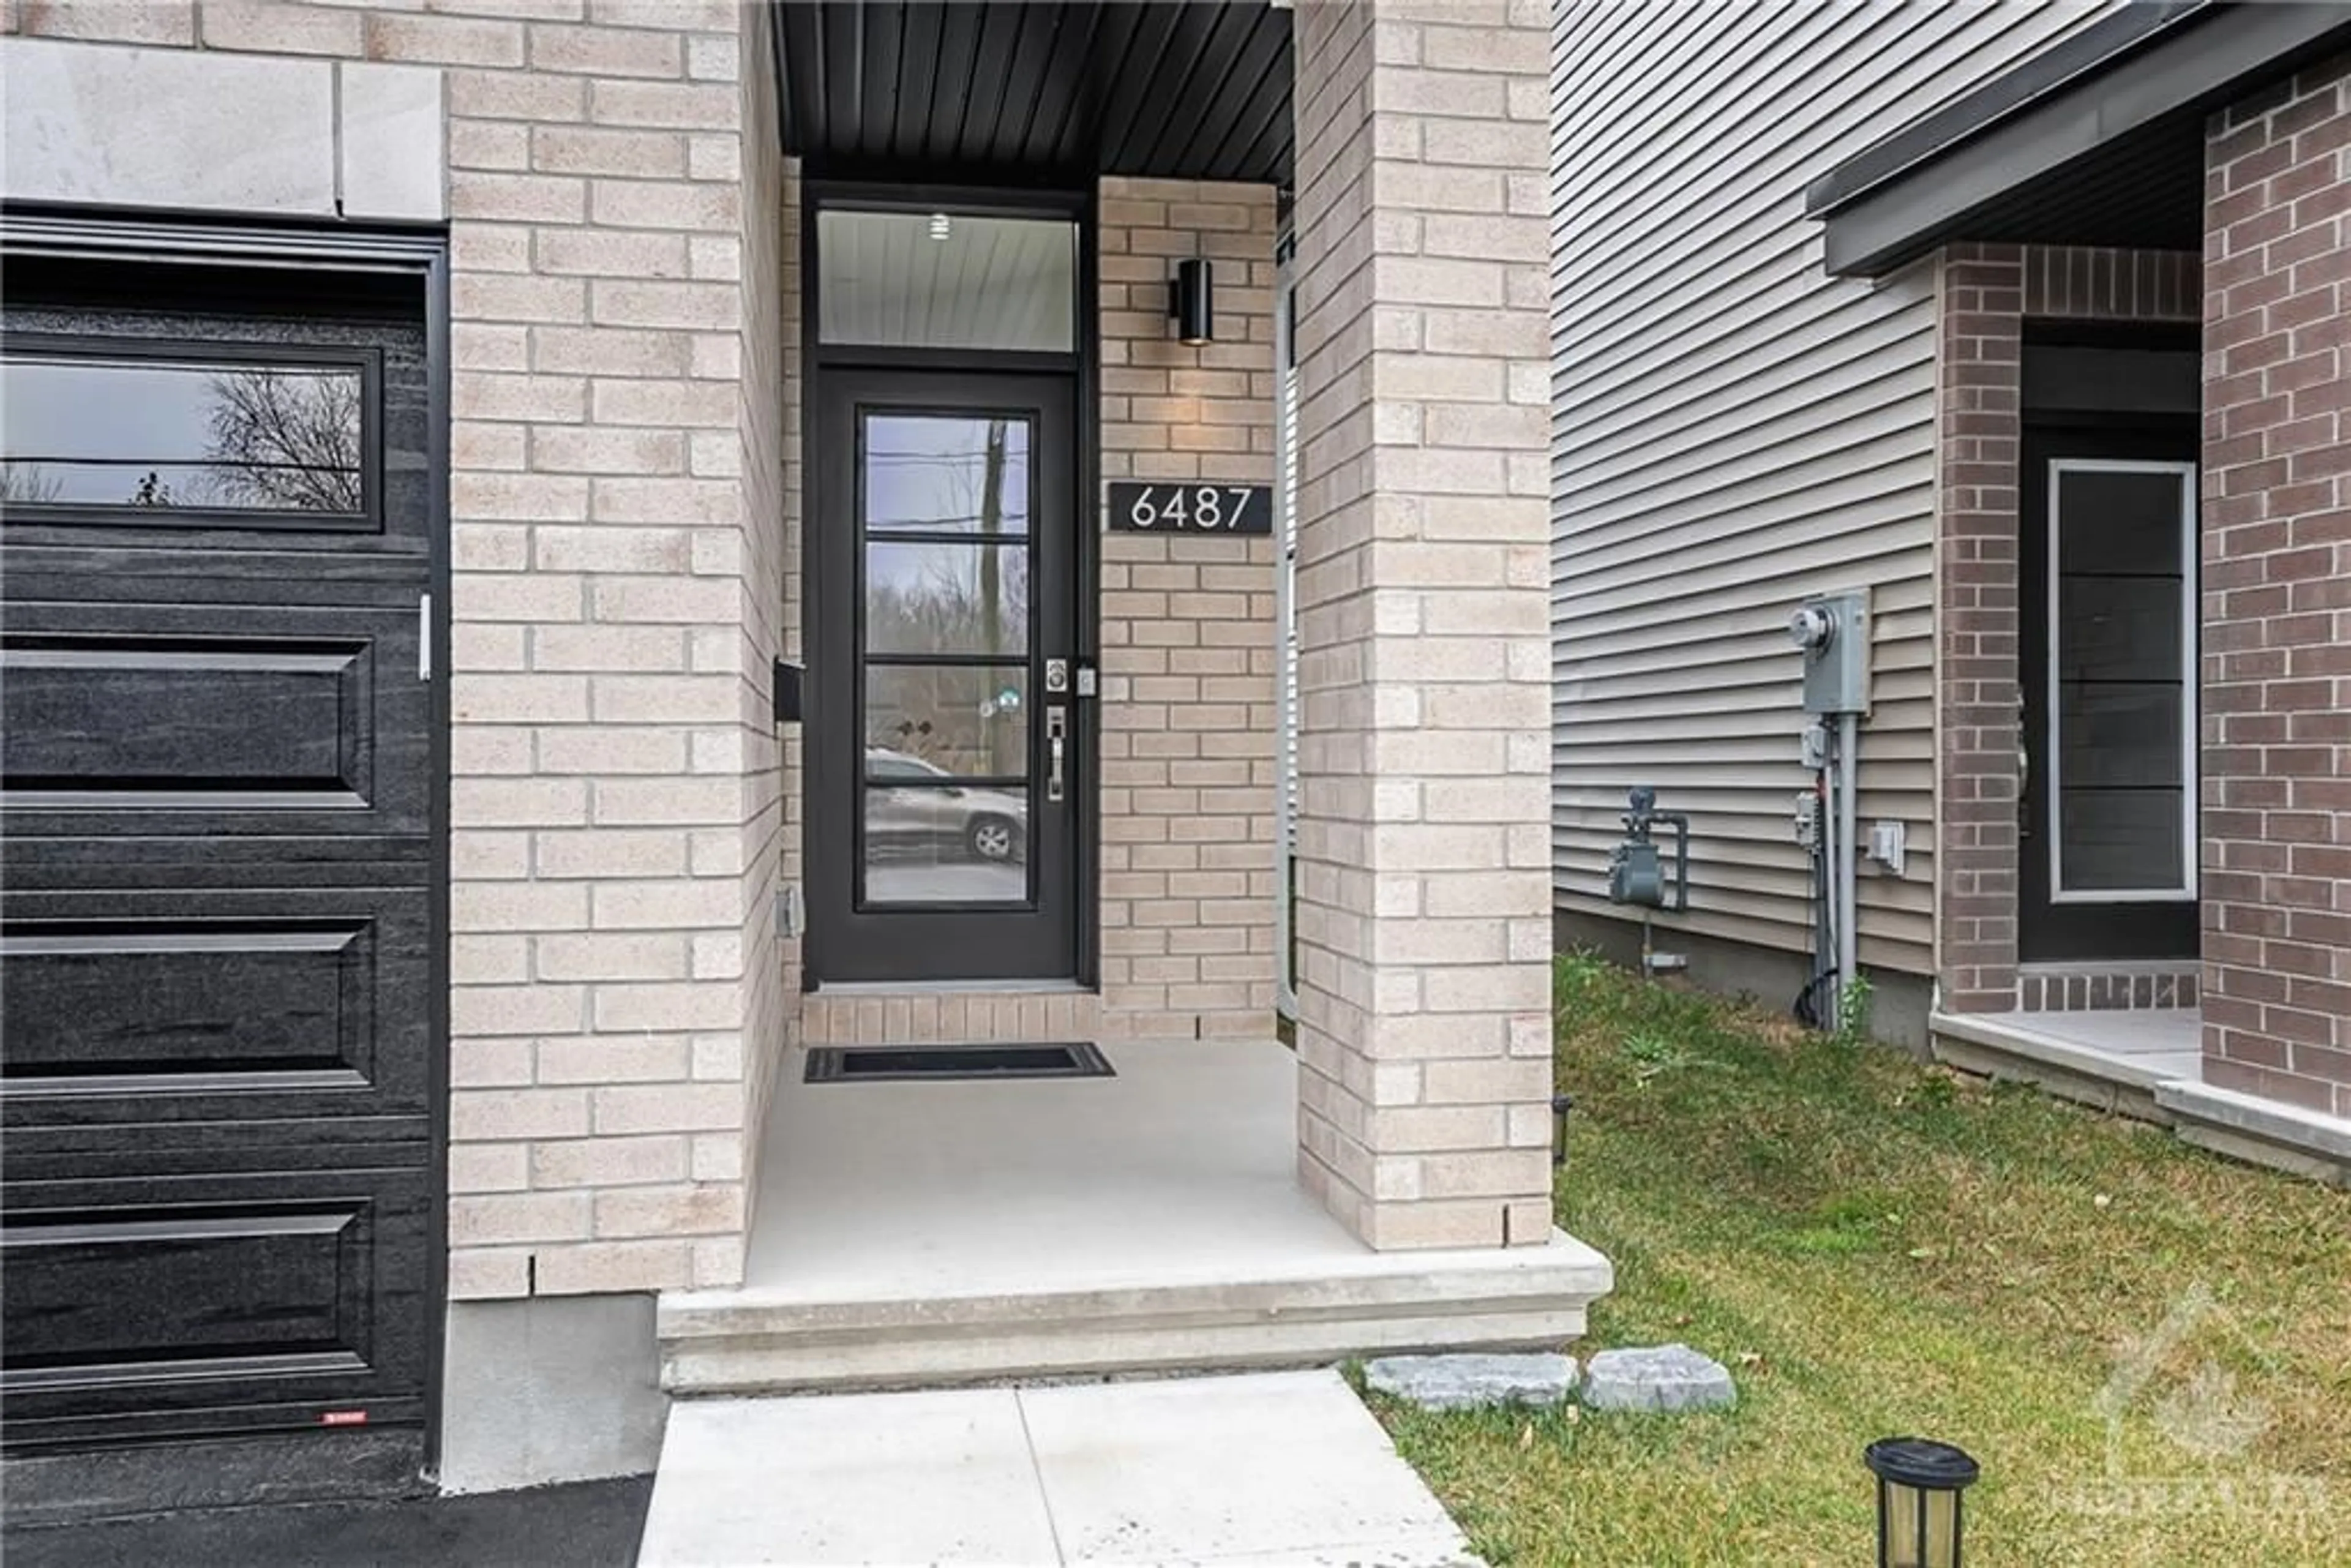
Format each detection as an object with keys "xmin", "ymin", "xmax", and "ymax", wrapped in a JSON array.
[{"xmin": 1169, "ymin": 258, "xmax": 1215, "ymax": 345}]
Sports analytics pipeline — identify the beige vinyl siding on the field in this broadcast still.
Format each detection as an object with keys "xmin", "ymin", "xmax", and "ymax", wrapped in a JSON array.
[{"xmin": 1549, "ymin": 0, "xmax": 2110, "ymax": 977}]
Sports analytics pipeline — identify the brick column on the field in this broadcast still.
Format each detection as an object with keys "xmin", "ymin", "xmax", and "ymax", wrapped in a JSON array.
[
  {"xmin": 1934, "ymin": 246, "xmax": 2027, "ymax": 1014},
  {"xmin": 2200, "ymin": 60, "xmax": 2351, "ymax": 1120},
  {"xmin": 419, "ymin": 0, "xmax": 790, "ymax": 1297},
  {"xmin": 736, "ymin": 6, "xmax": 801, "ymax": 1228},
  {"xmin": 1290, "ymin": 0, "xmax": 1554, "ymax": 1250}
]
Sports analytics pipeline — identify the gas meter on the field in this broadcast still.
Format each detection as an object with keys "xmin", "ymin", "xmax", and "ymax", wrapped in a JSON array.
[{"xmin": 1607, "ymin": 786, "xmax": 1689, "ymax": 912}]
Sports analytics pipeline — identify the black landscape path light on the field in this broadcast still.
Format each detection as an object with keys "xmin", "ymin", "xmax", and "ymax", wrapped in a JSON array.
[{"xmin": 1864, "ymin": 1436, "xmax": 1980, "ymax": 1568}]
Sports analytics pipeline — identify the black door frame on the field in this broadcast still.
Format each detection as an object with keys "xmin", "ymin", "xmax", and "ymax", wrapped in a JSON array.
[
  {"xmin": 0, "ymin": 209, "xmax": 451, "ymax": 1504},
  {"xmin": 2019, "ymin": 416, "xmax": 2202, "ymax": 963},
  {"xmin": 811, "ymin": 367, "xmax": 1080, "ymax": 979},
  {"xmin": 800, "ymin": 181, "xmax": 1100, "ymax": 989}
]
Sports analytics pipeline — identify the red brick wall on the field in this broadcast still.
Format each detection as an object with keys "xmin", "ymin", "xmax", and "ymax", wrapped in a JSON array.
[
  {"xmin": 1933, "ymin": 245, "xmax": 2200, "ymax": 1015},
  {"xmin": 2200, "ymin": 58, "xmax": 2351, "ymax": 1119},
  {"xmin": 1935, "ymin": 246, "xmax": 2028, "ymax": 1013}
]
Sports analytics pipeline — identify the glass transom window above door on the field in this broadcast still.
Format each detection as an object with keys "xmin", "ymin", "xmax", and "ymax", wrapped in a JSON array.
[
  {"xmin": 860, "ymin": 411, "xmax": 1036, "ymax": 909},
  {"xmin": 817, "ymin": 211, "xmax": 1077, "ymax": 353}
]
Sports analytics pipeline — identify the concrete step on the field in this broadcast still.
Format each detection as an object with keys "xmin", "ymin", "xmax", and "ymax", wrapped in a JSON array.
[
  {"xmin": 657, "ymin": 1228, "xmax": 1611, "ymax": 1395},
  {"xmin": 1928, "ymin": 1008, "xmax": 2202, "ymax": 1120},
  {"xmin": 1929, "ymin": 1010, "xmax": 2350, "ymax": 1187},
  {"xmin": 2155, "ymin": 1078, "xmax": 2351, "ymax": 1189}
]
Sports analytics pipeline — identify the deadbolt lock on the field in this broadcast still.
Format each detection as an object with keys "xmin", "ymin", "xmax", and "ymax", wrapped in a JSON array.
[{"xmin": 1044, "ymin": 658, "xmax": 1070, "ymax": 694}]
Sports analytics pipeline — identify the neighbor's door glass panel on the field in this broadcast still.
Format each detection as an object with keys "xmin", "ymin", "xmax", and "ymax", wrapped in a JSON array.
[
  {"xmin": 1, "ymin": 353, "xmax": 366, "ymax": 516},
  {"xmin": 817, "ymin": 211, "xmax": 1078, "ymax": 354},
  {"xmin": 2052, "ymin": 465, "xmax": 2190, "ymax": 896},
  {"xmin": 859, "ymin": 410, "xmax": 1036, "ymax": 909}
]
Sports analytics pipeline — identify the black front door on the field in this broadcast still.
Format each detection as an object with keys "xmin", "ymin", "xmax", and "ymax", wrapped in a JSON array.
[
  {"xmin": 0, "ymin": 256, "xmax": 437, "ymax": 1457},
  {"xmin": 2020, "ymin": 427, "xmax": 2201, "ymax": 962},
  {"xmin": 809, "ymin": 370, "xmax": 1079, "ymax": 982}
]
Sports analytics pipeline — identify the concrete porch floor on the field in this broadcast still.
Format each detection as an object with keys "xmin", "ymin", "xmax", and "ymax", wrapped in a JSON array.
[
  {"xmin": 658, "ymin": 1038, "xmax": 1612, "ymax": 1394},
  {"xmin": 1930, "ymin": 1008, "xmax": 2351, "ymax": 1186}
]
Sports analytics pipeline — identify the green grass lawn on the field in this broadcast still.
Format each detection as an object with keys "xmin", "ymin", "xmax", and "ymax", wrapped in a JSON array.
[{"xmin": 1367, "ymin": 954, "xmax": 2350, "ymax": 1567}]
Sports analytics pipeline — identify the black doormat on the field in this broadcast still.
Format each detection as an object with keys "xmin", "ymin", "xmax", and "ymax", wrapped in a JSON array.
[{"xmin": 803, "ymin": 1041, "xmax": 1114, "ymax": 1083}]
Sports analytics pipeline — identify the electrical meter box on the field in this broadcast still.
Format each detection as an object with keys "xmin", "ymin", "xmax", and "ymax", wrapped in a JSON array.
[{"xmin": 1788, "ymin": 590, "xmax": 1870, "ymax": 716}]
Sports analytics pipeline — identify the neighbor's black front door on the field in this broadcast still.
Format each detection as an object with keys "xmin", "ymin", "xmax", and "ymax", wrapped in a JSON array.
[
  {"xmin": 809, "ymin": 370, "xmax": 1079, "ymax": 982},
  {"xmin": 2019, "ymin": 427, "xmax": 2201, "ymax": 962}
]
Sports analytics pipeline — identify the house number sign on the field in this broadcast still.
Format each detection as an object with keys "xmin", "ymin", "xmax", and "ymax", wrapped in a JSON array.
[{"xmin": 1107, "ymin": 481, "xmax": 1274, "ymax": 535}]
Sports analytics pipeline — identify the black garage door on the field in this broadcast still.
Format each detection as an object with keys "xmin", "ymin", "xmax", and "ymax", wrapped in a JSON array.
[{"xmin": 0, "ymin": 249, "xmax": 440, "ymax": 1465}]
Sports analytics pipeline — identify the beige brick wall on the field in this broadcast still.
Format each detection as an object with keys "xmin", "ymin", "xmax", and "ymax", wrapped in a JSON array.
[
  {"xmin": 437, "ymin": 0, "xmax": 784, "ymax": 1299},
  {"xmin": 4, "ymin": 0, "xmax": 793, "ymax": 1299},
  {"xmin": 734, "ymin": 1, "xmax": 800, "ymax": 1229},
  {"xmin": 1291, "ymin": 0, "xmax": 1556, "ymax": 1250},
  {"xmin": 1096, "ymin": 176, "xmax": 1281, "ymax": 1040}
]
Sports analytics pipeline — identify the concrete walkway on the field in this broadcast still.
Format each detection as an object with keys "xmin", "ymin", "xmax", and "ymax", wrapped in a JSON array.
[{"xmin": 636, "ymin": 1370, "xmax": 1477, "ymax": 1567}]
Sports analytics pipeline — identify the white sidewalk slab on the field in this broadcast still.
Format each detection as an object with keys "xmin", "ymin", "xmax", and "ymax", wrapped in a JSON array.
[{"xmin": 636, "ymin": 1370, "xmax": 1476, "ymax": 1567}]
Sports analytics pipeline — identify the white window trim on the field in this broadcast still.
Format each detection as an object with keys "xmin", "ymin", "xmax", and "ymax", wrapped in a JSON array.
[{"xmin": 2045, "ymin": 457, "xmax": 2199, "ymax": 905}]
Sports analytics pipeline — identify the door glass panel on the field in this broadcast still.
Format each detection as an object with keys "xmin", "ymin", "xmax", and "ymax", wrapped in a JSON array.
[
  {"xmin": 2059, "ymin": 685, "xmax": 2183, "ymax": 787},
  {"xmin": 2057, "ymin": 470, "xmax": 2185, "ymax": 572},
  {"xmin": 2058, "ymin": 577, "xmax": 2181, "ymax": 679},
  {"xmin": 819, "ymin": 211, "xmax": 1077, "ymax": 353},
  {"xmin": 865, "ymin": 415, "xmax": 1030, "ymax": 535},
  {"xmin": 2, "ymin": 353, "xmax": 365, "ymax": 514},
  {"xmin": 862, "ymin": 775, "xmax": 1029, "ymax": 907},
  {"xmin": 866, "ymin": 542, "xmax": 1029, "ymax": 657},
  {"xmin": 2060, "ymin": 789, "xmax": 2185, "ymax": 891},
  {"xmin": 856, "ymin": 402, "xmax": 1037, "ymax": 909},
  {"xmin": 2051, "ymin": 463, "xmax": 2190, "ymax": 897},
  {"xmin": 864, "ymin": 667, "xmax": 1029, "ymax": 779}
]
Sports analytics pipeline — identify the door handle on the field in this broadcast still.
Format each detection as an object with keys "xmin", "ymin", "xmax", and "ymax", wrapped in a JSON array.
[
  {"xmin": 1045, "ymin": 707, "xmax": 1067, "ymax": 804},
  {"xmin": 2017, "ymin": 722, "xmax": 2031, "ymax": 839}
]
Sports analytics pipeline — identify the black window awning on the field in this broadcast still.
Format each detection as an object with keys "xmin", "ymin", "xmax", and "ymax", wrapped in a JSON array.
[
  {"xmin": 770, "ymin": 1, "xmax": 1292, "ymax": 189},
  {"xmin": 1805, "ymin": 1, "xmax": 2351, "ymax": 277}
]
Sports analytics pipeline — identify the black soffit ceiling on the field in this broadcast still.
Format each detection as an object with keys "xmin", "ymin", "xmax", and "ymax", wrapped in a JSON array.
[
  {"xmin": 1805, "ymin": 1, "xmax": 2351, "ymax": 276},
  {"xmin": 771, "ymin": 1, "xmax": 1294, "ymax": 187}
]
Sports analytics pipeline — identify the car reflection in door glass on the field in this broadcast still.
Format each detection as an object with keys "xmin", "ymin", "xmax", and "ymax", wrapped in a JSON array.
[{"xmin": 862, "ymin": 748, "xmax": 1027, "ymax": 906}]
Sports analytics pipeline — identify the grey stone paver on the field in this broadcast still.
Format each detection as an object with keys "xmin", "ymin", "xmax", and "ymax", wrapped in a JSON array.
[
  {"xmin": 1363, "ymin": 1352, "xmax": 1579, "ymax": 1412},
  {"xmin": 1581, "ymin": 1343, "xmax": 1737, "ymax": 1412}
]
